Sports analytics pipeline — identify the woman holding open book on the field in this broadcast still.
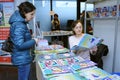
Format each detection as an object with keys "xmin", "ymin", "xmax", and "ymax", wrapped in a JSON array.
[{"xmin": 68, "ymin": 20, "xmax": 98, "ymax": 60}]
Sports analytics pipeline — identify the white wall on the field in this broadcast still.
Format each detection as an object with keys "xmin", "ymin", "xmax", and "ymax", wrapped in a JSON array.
[
  {"xmin": 114, "ymin": 20, "xmax": 120, "ymax": 72},
  {"xmin": 94, "ymin": 20, "xmax": 116, "ymax": 73}
]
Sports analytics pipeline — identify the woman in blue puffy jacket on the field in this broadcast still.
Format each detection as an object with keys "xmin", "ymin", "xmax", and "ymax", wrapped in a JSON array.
[{"xmin": 9, "ymin": 1, "xmax": 38, "ymax": 80}]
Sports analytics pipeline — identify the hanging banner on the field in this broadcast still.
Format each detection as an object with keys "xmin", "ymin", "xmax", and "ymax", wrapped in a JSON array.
[{"xmin": 0, "ymin": 0, "xmax": 14, "ymax": 2}]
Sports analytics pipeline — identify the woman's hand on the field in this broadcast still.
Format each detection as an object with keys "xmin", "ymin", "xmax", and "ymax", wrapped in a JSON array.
[
  {"xmin": 90, "ymin": 46, "xmax": 98, "ymax": 55},
  {"xmin": 33, "ymin": 38, "xmax": 40, "ymax": 44}
]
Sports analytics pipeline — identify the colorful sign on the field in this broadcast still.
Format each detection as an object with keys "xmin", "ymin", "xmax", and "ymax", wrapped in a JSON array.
[
  {"xmin": 0, "ymin": 0, "xmax": 14, "ymax": 2},
  {"xmin": 3, "ymin": 2, "xmax": 14, "ymax": 27}
]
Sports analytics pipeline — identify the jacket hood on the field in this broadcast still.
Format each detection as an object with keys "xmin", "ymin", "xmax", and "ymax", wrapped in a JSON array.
[{"xmin": 9, "ymin": 10, "xmax": 25, "ymax": 24}]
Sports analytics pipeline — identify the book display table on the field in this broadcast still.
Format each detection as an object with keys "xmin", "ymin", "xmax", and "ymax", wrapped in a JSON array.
[{"xmin": 35, "ymin": 45, "xmax": 120, "ymax": 80}]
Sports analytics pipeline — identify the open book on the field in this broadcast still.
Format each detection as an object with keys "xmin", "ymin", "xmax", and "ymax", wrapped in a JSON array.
[{"xmin": 71, "ymin": 34, "xmax": 103, "ymax": 52}]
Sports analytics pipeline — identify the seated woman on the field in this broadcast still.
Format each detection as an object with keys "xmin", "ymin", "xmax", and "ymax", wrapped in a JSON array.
[
  {"xmin": 51, "ymin": 13, "xmax": 60, "ymax": 31},
  {"xmin": 51, "ymin": 13, "xmax": 61, "ymax": 41},
  {"xmin": 68, "ymin": 20, "xmax": 97, "ymax": 60}
]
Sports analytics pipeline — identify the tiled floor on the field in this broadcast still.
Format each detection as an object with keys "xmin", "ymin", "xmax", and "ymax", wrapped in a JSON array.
[{"xmin": 0, "ymin": 63, "xmax": 37, "ymax": 80}]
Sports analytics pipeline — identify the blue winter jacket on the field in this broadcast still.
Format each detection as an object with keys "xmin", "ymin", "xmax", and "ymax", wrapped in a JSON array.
[{"xmin": 9, "ymin": 10, "xmax": 36, "ymax": 66}]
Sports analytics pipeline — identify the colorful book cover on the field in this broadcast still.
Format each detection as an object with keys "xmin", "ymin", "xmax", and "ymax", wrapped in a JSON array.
[
  {"xmin": 101, "ymin": 7, "xmax": 109, "ymax": 17},
  {"xmin": 37, "ymin": 39, "xmax": 49, "ymax": 48},
  {"xmin": 108, "ymin": 6, "xmax": 113, "ymax": 17},
  {"xmin": 35, "ymin": 44, "xmax": 69, "ymax": 54},
  {"xmin": 42, "ymin": 66, "xmax": 71, "ymax": 75},
  {"xmin": 93, "ymin": 8, "xmax": 101, "ymax": 18},
  {"xmin": 38, "ymin": 54, "xmax": 57, "ymax": 60},
  {"xmin": 47, "ymin": 73, "xmax": 86, "ymax": 80},
  {"xmin": 102, "ymin": 74, "xmax": 120, "ymax": 80},
  {"xmin": 57, "ymin": 52, "xmax": 75, "ymax": 59},
  {"xmin": 0, "ymin": 3, "xmax": 4, "ymax": 26},
  {"xmin": 3, "ymin": 2, "xmax": 14, "ymax": 27},
  {"xmin": 38, "ymin": 56, "xmax": 85, "ymax": 70},
  {"xmin": 70, "ymin": 60, "xmax": 96, "ymax": 71},
  {"xmin": 77, "ymin": 67, "xmax": 111, "ymax": 80},
  {"xmin": 38, "ymin": 58, "xmax": 69, "ymax": 68},
  {"xmin": 78, "ymin": 34, "xmax": 103, "ymax": 49},
  {"xmin": 71, "ymin": 34, "xmax": 103, "ymax": 52},
  {"xmin": 111, "ymin": 5, "xmax": 117, "ymax": 17}
]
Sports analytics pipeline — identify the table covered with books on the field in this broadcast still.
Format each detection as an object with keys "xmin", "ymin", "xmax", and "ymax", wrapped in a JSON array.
[{"xmin": 35, "ymin": 44, "xmax": 120, "ymax": 80}]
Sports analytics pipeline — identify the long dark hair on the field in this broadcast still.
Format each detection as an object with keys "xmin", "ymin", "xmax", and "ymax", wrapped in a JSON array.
[{"xmin": 18, "ymin": 1, "xmax": 36, "ymax": 18}]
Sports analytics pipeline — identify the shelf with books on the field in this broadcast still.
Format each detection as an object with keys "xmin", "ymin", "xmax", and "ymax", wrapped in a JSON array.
[
  {"xmin": 85, "ymin": 0, "xmax": 120, "ymax": 20},
  {"xmin": 84, "ymin": 0, "xmax": 120, "ymax": 34}
]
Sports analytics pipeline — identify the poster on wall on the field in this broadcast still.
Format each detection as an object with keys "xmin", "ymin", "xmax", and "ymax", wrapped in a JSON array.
[
  {"xmin": 0, "ymin": 2, "xmax": 14, "ymax": 40},
  {"xmin": 0, "ymin": 2, "xmax": 14, "ymax": 27},
  {"xmin": 0, "ymin": 0, "xmax": 14, "ymax": 2},
  {"xmin": 3, "ymin": 2, "xmax": 14, "ymax": 27},
  {"xmin": 0, "ymin": 3, "xmax": 4, "ymax": 26}
]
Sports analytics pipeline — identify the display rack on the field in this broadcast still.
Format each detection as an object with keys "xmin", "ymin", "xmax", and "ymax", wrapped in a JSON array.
[{"xmin": 85, "ymin": 0, "xmax": 120, "ymax": 72}]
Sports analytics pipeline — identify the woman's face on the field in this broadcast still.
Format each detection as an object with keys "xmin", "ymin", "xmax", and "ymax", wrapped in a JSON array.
[
  {"xmin": 54, "ymin": 16, "xmax": 58, "ymax": 20},
  {"xmin": 73, "ymin": 22, "xmax": 83, "ymax": 35},
  {"xmin": 25, "ymin": 10, "xmax": 35, "ymax": 22}
]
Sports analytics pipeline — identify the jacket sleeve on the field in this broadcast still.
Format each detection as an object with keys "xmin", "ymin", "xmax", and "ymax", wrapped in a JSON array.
[{"xmin": 13, "ymin": 22, "xmax": 36, "ymax": 50}]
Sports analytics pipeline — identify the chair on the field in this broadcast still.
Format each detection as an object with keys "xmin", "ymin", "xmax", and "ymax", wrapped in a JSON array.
[{"xmin": 66, "ymin": 20, "xmax": 74, "ymax": 31}]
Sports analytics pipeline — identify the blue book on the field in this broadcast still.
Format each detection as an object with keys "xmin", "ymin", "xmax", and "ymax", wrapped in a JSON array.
[{"xmin": 71, "ymin": 34, "xmax": 103, "ymax": 51}]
